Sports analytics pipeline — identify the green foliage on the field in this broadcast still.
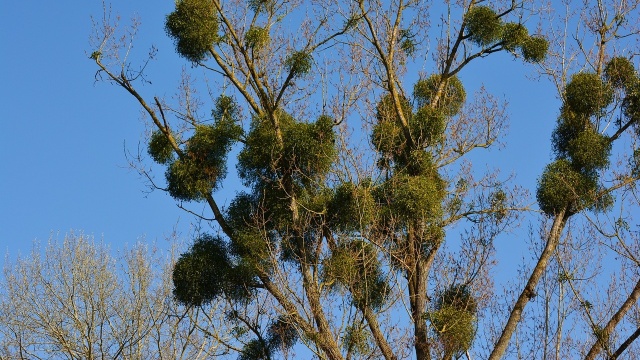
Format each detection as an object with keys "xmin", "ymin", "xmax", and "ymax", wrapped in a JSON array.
[
  {"xmin": 371, "ymin": 119, "xmax": 403, "ymax": 168},
  {"xmin": 225, "ymin": 192, "xmax": 278, "ymax": 268},
  {"xmin": 285, "ymin": 51, "xmax": 312, "ymax": 77},
  {"xmin": 172, "ymin": 234, "xmax": 233, "ymax": 306},
  {"xmin": 328, "ymin": 181, "xmax": 376, "ymax": 231},
  {"xmin": 245, "ymin": 26, "xmax": 270, "ymax": 49},
  {"xmin": 165, "ymin": 158, "xmax": 212, "ymax": 201},
  {"xmin": 565, "ymin": 128, "xmax": 611, "ymax": 172},
  {"xmin": 280, "ymin": 230, "xmax": 320, "ymax": 264},
  {"xmin": 236, "ymin": 113, "xmax": 335, "ymax": 234},
  {"xmin": 501, "ymin": 23, "xmax": 528, "ymax": 51},
  {"xmin": 213, "ymin": 95, "xmax": 244, "ymax": 130},
  {"xmin": 552, "ymin": 105, "xmax": 612, "ymax": 174},
  {"xmin": 404, "ymin": 150, "xmax": 438, "ymax": 176},
  {"xmin": 551, "ymin": 106, "xmax": 590, "ymax": 158},
  {"xmin": 227, "ymin": 192, "xmax": 257, "ymax": 231},
  {"xmin": 172, "ymin": 234, "xmax": 257, "ymax": 306},
  {"xmin": 412, "ymin": 106, "xmax": 446, "ymax": 147},
  {"xmin": 238, "ymin": 112, "xmax": 336, "ymax": 190},
  {"xmin": 489, "ymin": 188, "xmax": 508, "ymax": 221},
  {"xmin": 237, "ymin": 113, "xmax": 286, "ymax": 185},
  {"xmin": 371, "ymin": 94, "xmax": 412, "ymax": 162},
  {"xmin": 399, "ymin": 29, "xmax": 416, "ymax": 56},
  {"xmin": 435, "ymin": 284, "xmax": 478, "ymax": 313},
  {"xmin": 267, "ymin": 316, "xmax": 299, "ymax": 351},
  {"xmin": 375, "ymin": 94, "xmax": 413, "ymax": 125},
  {"xmin": 590, "ymin": 187, "xmax": 614, "ymax": 213},
  {"xmin": 520, "ymin": 36, "xmax": 548, "ymax": 63},
  {"xmin": 165, "ymin": 0, "xmax": 219, "ymax": 62},
  {"xmin": 413, "ymin": 75, "xmax": 466, "ymax": 116},
  {"xmin": 429, "ymin": 284, "xmax": 478, "ymax": 357},
  {"xmin": 232, "ymin": 229, "xmax": 271, "ymax": 268},
  {"xmin": 371, "ymin": 92, "xmax": 448, "ymax": 171},
  {"xmin": 166, "ymin": 120, "xmax": 240, "ymax": 201},
  {"xmin": 464, "ymin": 6, "xmax": 502, "ymax": 46},
  {"xmin": 536, "ymin": 159, "xmax": 597, "ymax": 215},
  {"xmin": 298, "ymin": 186, "xmax": 333, "ymax": 214},
  {"xmin": 401, "ymin": 38, "xmax": 416, "ymax": 56},
  {"xmin": 430, "ymin": 308, "xmax": 476, "ymax": 356},
  {"xmin": 565, "ymin": 72, "xmax": 613, "ymax": 115},
  {"xmin": 542, "ymin": 69, "xmax": 619, "ymax": 217},
  {"xmin": 323, "ymin": 240, "xmax": 388, "ymax": 310},
  {"xmin": 342, "ymin": 325, "xmax": 372, "ymax": 354},
  {"xmin": 383, "ymin": 171, "xmax": 446, "ymax": 222},
  {"xmin": 604, "ymin": 57, "xmax": 636, "ymax": 89},
  {"xmin": 148, "ymin": 130, "xmax": 175, "ymax": 164},
  {"xmin": 622, "ymin": 78, "xmax": 640, "ymax": 122},
  {"xmin": 238, "ymin": 339, "xmax": 270, "ymax": 360}
]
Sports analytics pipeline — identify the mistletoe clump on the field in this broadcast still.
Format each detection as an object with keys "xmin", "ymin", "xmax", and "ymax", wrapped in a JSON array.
[
  {"xmin": 328, "ymin": 181, "xmax": 376, "ymax": 231},
  {"xmin": 384, "ymin": 172, "xmax": 445, "ymax": 221},
  {"xmin": 536, "ymin": 159, "xmax": 598, "ymax": 215},
  {"xmin": 172, "ymin": 234, "xmax": 255, "ymax": 306},
  {"xmin": 464, "ymin": 6, "xmax": 502, "ymax": 45},
  {"xmin": 323, "ymin": 239, "xmax": 389, "ymax": 310},
  {"xmin": 534, "ymin": 63, "xmax": 640, "ymax": 215},
  {"xmin": 520, "ymin": 36, "xmax": 548, "ymax": 63},
  {"xmin": 285, "ymin": 51, "xmax": 312, "ymax": 78},
  {"xmin": 413, "ymin": 75, "xmax": 466, "ymax": 116},
  {"xmin": 148, "ymin": 130, "xmax": 175, "ymax": 165},
  {"xmin": 165, "ymin": 0, "xmax": 219, "ymax": 62},
  {"xmin": 371, "ymin": 94, "xmax": 413, "ymax": 166},
  {"xmin": 429, "ymin": 284, "xmax": 478, "ymax": 359},
  {"xmin": 238, "ymin": 112, "xmax": 336, "ymax": 189},
  {"xmin": 500, "ymin": 23, "xmax": 528, "ymax": 51},
  {"xmin": 464, "ymin": 5, "xmax": 548, "ymax": 62},
  {"xmin": 160, "ymin": 96, "xmax": 243, "ymax": 202},
  {"xmin": 165, "ymin": 122, "xmax": 240, "ymax": 201},
  {"xmin": 245, "ymin": 26, "xmax": 270, "ymax": 49},
  {"xmin": 564, "ymin": 72, "xmax": 613, "ymax": 115},
  {"xmin": 604, "ymin": 56, "xmax": 636, "ymax": 89}
]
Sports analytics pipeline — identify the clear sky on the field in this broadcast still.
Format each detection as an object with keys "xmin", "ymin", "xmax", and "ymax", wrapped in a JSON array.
[
  {"xmin": 1, "ymin": 1, "xmax": 189, "ymax": 254},
  {"xmin": 0, "ymin": 0, "xmax": 558, "ymax": 268}
]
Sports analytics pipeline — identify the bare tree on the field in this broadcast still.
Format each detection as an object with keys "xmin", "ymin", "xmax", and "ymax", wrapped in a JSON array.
[{"xmin": 0, "ymin": 231, "xmax": 228, "ymax": 360}]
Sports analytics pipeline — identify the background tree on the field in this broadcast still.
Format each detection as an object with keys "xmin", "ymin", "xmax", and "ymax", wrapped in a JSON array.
[{"xmin": 0, "ymin": 231, "xmax": 227, "ymax": 359}]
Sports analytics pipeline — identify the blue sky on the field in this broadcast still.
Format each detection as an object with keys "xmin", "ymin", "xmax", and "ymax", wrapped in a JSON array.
[
  {"xmin": 0, "ymin": 1, "xmax": 558, "ymax": 266},
  {"xmin": 0, "ymin": 1, "xmax": 188, "ymax": 253}
]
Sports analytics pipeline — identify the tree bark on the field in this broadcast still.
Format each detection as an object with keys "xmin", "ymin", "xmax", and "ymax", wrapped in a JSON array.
[
  {"xmin": 488, "ymin": 208, "xmax": 568, "ymax": 360},
  {"xmin": 584, "ymin": 277, "xmax": 640, "ymax": 360},
  {"xmin": 362, "ymin": 306, "xmax": 398, "ymax": 360},
  {"xmin": 407, "ymin": 229, "xmax": 431, "ymax": 360}
]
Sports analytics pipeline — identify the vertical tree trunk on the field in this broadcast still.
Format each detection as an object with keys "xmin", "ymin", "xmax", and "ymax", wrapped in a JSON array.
[{"xmin": 408, "ymin": 229, "xmax": 431, "ymax": 360}]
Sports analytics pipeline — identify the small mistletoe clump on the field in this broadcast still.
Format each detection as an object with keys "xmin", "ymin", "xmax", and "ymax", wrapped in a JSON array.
[{"xmin": 165, "ymin": 0, "xmax": 219, "ymax": 62}]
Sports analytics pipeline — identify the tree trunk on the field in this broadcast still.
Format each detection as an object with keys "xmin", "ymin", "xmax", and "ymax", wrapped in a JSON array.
[
  {"xmin": 408, "ymin": 229, "xmax": 431, "ymax": 360},
  {"xmin": 489, "ymin": 208, "xmax": 568, "ymax": 360}
]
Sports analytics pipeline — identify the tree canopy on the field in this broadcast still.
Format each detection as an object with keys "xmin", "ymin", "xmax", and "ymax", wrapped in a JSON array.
[{"xmin": 89, "ymin": 0, "xmax": 640, "ymax": 359}]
